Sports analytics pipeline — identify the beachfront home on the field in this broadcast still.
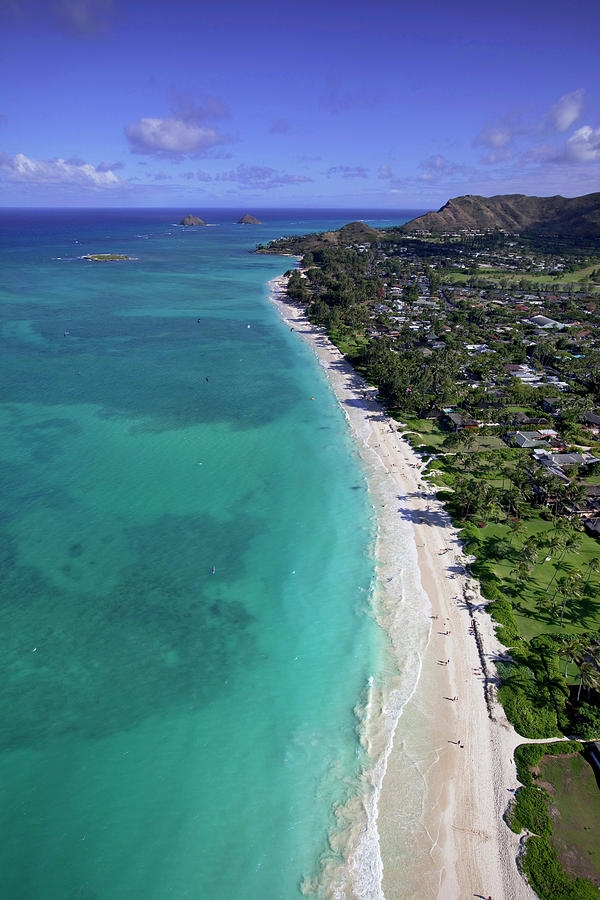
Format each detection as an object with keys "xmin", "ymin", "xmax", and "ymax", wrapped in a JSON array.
[
  {"xmin": 533, "ymin": 449, "xmax": 600, "ymax": 482},
  {"xmin": 445, "ymin": 412, "xmax": 479, "ymax": 431}
]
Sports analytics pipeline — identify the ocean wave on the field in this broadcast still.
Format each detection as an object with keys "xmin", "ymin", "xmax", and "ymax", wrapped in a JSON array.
[{"xmin": 302, "ymin": 485, "xmax": 431, "ymax": 899}]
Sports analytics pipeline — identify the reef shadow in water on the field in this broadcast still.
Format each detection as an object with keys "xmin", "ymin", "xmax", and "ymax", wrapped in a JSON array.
[
  {"xmin": 0, "ymin": 512, "xmax": 260, "ymax": 751},
  {"xmin": 2, "ymin": 309, "xmax": 299, "ymax": 433}
]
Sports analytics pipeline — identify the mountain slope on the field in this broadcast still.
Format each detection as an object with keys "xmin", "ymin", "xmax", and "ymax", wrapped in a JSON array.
[{"xmin": 401, "ymin": 193, "xmax": 600, "ymax": 237}]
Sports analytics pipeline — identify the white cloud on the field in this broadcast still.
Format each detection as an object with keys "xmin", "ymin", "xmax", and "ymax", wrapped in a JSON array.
[
  {"xmin": 325, "ymin": 165, "xmax": 368, "ymax": 179},
  {"xmin": 0, "ymin": 152, "xmax": 122, "ymax": 187},
  {"xmin": 96, "ymin": 159, "xmax": 122, "ymax": 172},
  {"xmin": 475, "ymin": 124, "xmax": 515, "ymax": 149},
  {"xmin": 418, "ymin": 154, "xmax": 461, "ymax": 180},
  {"xmin": 548, "ymin": 89, "xmax": 585, "ymax": 133},
  {"xmin": 189, "ymin": 164, "xmax": 311, "ymax": 189},
  {"xmin": 125, "ymin": 117, "xmax": 228, "ymax": 158},
  {"xmin": 564, "ymin": 125, "xmax": 600, "ymax": 163},
  {"xmin": 214, "ymin": 164, "xmax": 312, "ymax": 189},
  {"xmin": 481, "ymin": 148, "xmax": 513, "ymax": 165},
  {"xmin": 169, "ymin": 90, "xmax": 229, "ymax": 123},
  {"xmin": 4, "ymin": 0, "xmax": 115, "ymax": 37}
]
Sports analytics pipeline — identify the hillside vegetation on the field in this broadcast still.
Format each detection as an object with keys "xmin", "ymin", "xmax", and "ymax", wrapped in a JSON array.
[{"xmin": 401, "ymin": 192, "xmax": 600, "ymax": 238}]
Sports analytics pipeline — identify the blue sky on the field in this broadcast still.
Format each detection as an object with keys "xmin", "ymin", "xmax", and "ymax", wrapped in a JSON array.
[{"xmin": 1, "ymin": 0, "xmax": 599, "ymax": 208}]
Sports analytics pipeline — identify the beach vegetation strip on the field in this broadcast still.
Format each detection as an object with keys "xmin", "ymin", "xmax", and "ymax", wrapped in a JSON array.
[{"xmin": 508, "ymin": 742, "xmax": 600, "ymax": 898}]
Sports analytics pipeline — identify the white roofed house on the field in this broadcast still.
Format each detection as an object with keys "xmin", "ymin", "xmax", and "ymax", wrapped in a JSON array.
[{"xmin": 526, "ymin": 314, "xmax": 566, "ymax": 330}]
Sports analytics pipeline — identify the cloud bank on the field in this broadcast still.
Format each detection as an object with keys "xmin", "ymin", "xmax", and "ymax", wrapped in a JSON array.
[
  {"xmin": 195, "ymin": 164, "xmax": 312, "ymax": 190},
  {"xmin": 125, "ymin": 91, "xmax": 231, "ymax": 159},
  {"xmin": 4, "ymin": 0, "xmax": 116, "ymax": 37},
  {"xmin": 547, "ymin": 89, "xmax": 585, "ymax": 133},
  {"xmin": 0, "ymin": 152, "xmax": 123, "ymax": 187},
  {"xmin": 125, "ymin": 117, "xmax": 229, "ymax": 159}
]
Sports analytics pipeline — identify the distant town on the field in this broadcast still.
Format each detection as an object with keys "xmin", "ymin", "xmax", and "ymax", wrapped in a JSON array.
[{"xmin": 263, "ymin": 217, "xmax": 600, "ymax": 536}]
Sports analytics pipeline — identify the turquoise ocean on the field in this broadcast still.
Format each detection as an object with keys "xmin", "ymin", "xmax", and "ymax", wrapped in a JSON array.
[{"xmin": 0, "ymin": 208, "xmax": 416, "ymax": 899}]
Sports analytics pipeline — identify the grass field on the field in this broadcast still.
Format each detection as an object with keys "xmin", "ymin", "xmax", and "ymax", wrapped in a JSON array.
[
  {"xmin": 402, "ymin": 418, "xmax": 600, "ymax": 655},
  {"xmin": 442, "ymin": 264, "xmax": 600, "ymax": 289},
  {"xmin": 537, "ymin": 752, "xmax": 600, "ymax": 887},
  {"xmin": 470, "ymin": 515, "xmax": 600, "ymax": 644}
]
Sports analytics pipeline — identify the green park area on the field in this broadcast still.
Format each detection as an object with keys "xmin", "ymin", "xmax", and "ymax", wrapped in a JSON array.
[
  {"xmin": 508, "ymin": 742, "xmax": 600, "ymax": 899},
  {"xmin": 401, "ymin": 417, "xmax": 600, "ymax": 743}
]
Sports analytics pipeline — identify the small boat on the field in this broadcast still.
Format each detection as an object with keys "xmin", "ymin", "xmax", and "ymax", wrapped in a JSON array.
[{"xmin": 211, "ymin": 566, "xmax": 215, "ymax": 575}]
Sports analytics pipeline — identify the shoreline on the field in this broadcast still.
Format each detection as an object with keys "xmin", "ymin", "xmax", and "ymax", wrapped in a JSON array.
[{"xmin": 267, "ymin": 275, "xmax": 535, "ymax": 900}]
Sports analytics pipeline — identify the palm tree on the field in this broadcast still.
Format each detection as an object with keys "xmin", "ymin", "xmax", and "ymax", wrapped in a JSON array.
[
  {"xmin": 509, "ymin": 518, "xmax": 526, "ymax": 547},
  {"xmin": 577, "ymin": 658, "xmax": 600, "ymax": 702},
  {"xmin": 546, "ymin": 525, "xmax": 582, "ymax": 593},
  {"xmin": 558, "ymin": 634, "xmax": 585, "ymax": 679},
  {"xmin": 583, "ymin": 557, "xmax": 600, "ymax": 592},
  {"xmin": 522, "ymin": 535, "xmax": 543, "ymax": 568},
  {"xmin": 556, "ymin": 478, "xmax": 586, "ymax": 518},
  {"xmin": 558, "ymin": 572, "xmax": 582, "ymax": 626}
]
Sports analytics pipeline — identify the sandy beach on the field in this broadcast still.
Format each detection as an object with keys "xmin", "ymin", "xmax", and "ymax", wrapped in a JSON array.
[{"xmin": 268, "ymin": 275, "xmax": 537, "ymax": 900}]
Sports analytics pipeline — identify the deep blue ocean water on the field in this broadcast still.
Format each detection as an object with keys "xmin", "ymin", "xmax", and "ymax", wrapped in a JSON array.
[{"xmin": 0, "ymin": 208, "xmax": 418, "ymax": 899}]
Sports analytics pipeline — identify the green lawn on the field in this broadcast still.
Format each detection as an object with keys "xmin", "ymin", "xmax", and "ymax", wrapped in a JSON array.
[
  {"xmin": 538, "ymin": 753, "xmax": 600, "ymax": 887},
  {"xmin": 441, "ymin": 265, "xmax": 600, "ymax": 290},
  {"xmin": 393, "ymin": 418, "xmax": 600, "ymax": 647},
  {"xmin": 470, "ymin": 514, "xmax": 600, "ymax": 642}
]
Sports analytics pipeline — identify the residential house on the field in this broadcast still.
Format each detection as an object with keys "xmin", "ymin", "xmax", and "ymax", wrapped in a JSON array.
[
  {"xmin": 527, "ymin": 314, "xmax": 565, "ymax": 330},
  {"xmin": 445, "ymin": 412, "xmax": 479, "ymax": 431},
  {"xmin": 533, "ymin": 449, "xmax": 600, "ymax": 482},
  {"xmin": 584, "ymin": 518, "xmax": 600, "ymax": 539},
  {"xmin": 542, "ymin": 397, "xmax": 562, "ymax": 414},
  {"xmin": 512, "ymin": 413, "xmax": 550, "ymax": 427},
  {"xmin": 514, "ymin": 430, "xmax": 558, "ymax": 448},
  {"xmin": 584, "ymin": 411, "xmax": 600, "ymax": 433}
]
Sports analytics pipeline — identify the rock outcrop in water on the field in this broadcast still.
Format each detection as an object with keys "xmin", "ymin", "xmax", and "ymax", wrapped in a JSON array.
[
  {"xmin": 237, "ymin": 214, "xmax": 262, "ymax": 224},
  {"xmin": 180, "ymin": 215, "xmax": 207, "ymax": 226}
]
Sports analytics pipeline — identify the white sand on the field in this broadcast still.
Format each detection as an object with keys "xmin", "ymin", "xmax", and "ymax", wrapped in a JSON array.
[{"xmin": 268, "ymin": 276, "xmax": 537, "ymax": 900}]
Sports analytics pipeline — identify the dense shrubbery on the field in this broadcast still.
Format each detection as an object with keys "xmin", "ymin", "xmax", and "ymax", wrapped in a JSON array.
[
  {"xmin": 487, "ymin": 597, "xmax": 521, "ymax": 646},
  {"xmin": 493, "ymin": 636, "xmax": 568, "ymax": 738},
  {"xmin": 511, "ymin": 743, "xmax": 599, "ymax": 899},
  {"xmin": 514, "ymin": 741, "xmax": 582, "ymax": 785},
  {"xmin": 522, "ymin": 836, "xmax": 599, "ymax": 900},
  {"xmin": 507, "ymin": 785, "xmax": 552, "ymax": 835},
  {"xmin": 574, "ymin": 703, "xmax": 600, "ymax": 739}
]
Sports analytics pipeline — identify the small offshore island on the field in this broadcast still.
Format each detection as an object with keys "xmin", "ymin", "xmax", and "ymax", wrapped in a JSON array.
[
  {"xmin": 262, "ymin": 192, "xmax": 600, "ymax": 900},
  {"xmin": 82, "ymin": 253, "xmax": 136, "ymax": 261},
  {"xmin": 179, "ymin": 215, "xmax": 207, "ymax": 226}
]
